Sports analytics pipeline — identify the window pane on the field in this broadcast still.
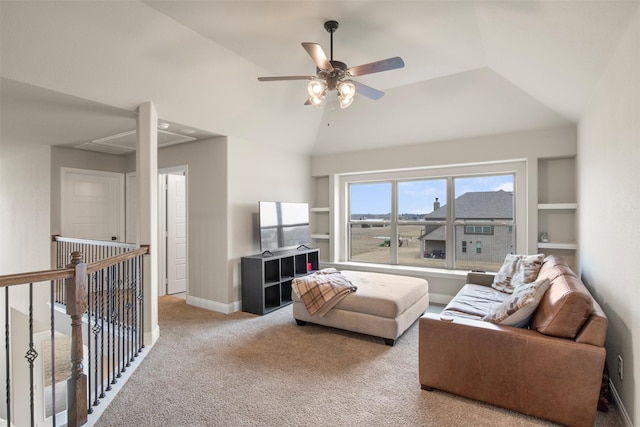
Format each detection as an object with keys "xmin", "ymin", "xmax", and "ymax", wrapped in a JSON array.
[
  {"xmin": 399, "ymin": 224, "xmax": 446, "ymax": 268},
  {"xmin": 349, "ymin": 223, "xmax": 391, "ymax": 264},
  {"xmin": 454, "ymin": 224, "xmax": 514, "ymax": 271},
  {"xmin": 454, "ymin": 175, "xmax": 514, "ymax": 220},
  {"xmin": 350, "ymin": 182, "xmax": 391, "ymax": 221},
  {"xmin": 398, "ymin": 179, "xmax": 446, "ymax": 222}
]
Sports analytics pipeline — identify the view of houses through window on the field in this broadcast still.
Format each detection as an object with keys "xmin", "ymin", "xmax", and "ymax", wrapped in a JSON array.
[{"xmin": 348, "ymin": 174, "xmax": 515, "ymax": 271}]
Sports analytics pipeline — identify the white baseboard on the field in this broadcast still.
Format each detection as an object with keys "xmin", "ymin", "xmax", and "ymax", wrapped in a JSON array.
[
  {"xmin": 186, "ymin": 295, "xmax": 240, "ymax": 314},
  {"xmin": 609, "ymin": 378, "xmax": 633, "ymax": 427}
]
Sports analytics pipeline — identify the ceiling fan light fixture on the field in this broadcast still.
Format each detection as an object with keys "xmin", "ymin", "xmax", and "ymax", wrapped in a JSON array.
[
  {"xmin": 338, "ymin": 81, "xmax": 355, "ymax": 99},
  {"xmin": 307, "ymin": 80, "xmax": 327, "ymax": 98},
  {"xmin": 338, "ymin": 95, "xmax": 354, "ymax": 109},
  {"xmin": 309, "ymin": 94, "xmax": 325, "ymax": 108}
]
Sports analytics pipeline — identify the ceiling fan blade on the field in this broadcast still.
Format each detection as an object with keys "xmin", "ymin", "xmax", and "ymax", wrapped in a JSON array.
[
  {"xmin": 347, "ymin": 57, "xmax": 405, "ymax": 77},
  {"xmin": 352, "ymin": 81, "xmax": 385, "ymax": 100},
  {"xmin": 258, "ymin": 76, "xmax": 315, "ymax": 81},
  {"xmin": 302, "ymin": 42, "xmax": 333, "ymax": 71}
]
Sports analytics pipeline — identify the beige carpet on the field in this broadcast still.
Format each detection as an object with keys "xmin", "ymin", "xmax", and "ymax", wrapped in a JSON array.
[{"xmin": 93, "ymin": 296, "xmax": 623, "ymax": 427}]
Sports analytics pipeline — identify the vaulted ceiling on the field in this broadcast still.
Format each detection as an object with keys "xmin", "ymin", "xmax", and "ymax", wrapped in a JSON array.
[{"xmin": 1, "ymin": 1, "xmax": 638, "ymax": 155}]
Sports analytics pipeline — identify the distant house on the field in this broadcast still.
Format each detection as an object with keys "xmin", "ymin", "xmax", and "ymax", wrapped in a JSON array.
[{"xmin": 418, "ymin": 190, "xmax": 514, "ymax": 262}]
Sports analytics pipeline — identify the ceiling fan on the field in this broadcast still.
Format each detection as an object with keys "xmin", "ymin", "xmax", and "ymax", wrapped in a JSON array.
[{"xmin": 257, "ymin": 20, "xmax": 405, "ymax": 109}]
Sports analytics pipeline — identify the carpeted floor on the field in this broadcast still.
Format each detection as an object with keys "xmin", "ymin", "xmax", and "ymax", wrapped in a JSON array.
[{"xmin": 93, "ymin": 296, "xmax": 624, "ymax": 427}]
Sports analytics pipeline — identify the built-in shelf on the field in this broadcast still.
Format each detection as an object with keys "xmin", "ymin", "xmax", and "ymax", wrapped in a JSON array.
[
  {"xmin": 310, "ymin": 207, "xmax": 330, "ymax": 212},
  {"xmin": 538, "ymin": 203, "xmax": 577, "ymax": 210},
  {"xmin": 311, "ymin": 234, "xmax": 330, "ymax": 240},
  {"xmin": 537, "ymin": 242, "xmax": 578, "ymax": 250}
]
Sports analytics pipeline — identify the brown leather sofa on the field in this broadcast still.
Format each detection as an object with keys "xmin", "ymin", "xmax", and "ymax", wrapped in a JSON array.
[{"xmin": 419, "ymin": 256, "xmax": 607, "ymax": 427}]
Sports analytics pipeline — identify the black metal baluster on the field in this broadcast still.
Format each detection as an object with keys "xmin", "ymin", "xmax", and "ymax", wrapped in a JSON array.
[
  {"xmin": 50, "ymin": 280, "xmax": 57, "ymax": 427},
  {"xmin": 92, "ymin": 271, "xmax": 100, "ymax": 407},
  {"xmin": 5, "ymin": 287, "xmax": 11, "ymax": 427},
  {"xmin": 25, "ymin": 283, "xmax": 38, "ymax": 427},
  {"xmin": 116, "ymin": 263, "xmax": 122, "ymax": 379},
  {"xmin": 86, "ymin": 270, "xmax": 93, "ymax": 415},
  {"xmin": 99, "ymin": 268, "xmax": 105, "ymax": 399},
  {"xmin": 140, "ymin": 256, "xmax": 145, "ymax": 349}
]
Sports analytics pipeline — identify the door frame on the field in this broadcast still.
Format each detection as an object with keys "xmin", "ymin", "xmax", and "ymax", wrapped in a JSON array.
[{"xmin": 158, "ymin": 165, "xmax": 189, "ymax": 297}]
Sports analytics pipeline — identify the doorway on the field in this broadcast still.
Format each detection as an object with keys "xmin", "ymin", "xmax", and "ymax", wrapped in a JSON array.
[{"xmin": 158, "ymin": 167, "xmax": 188, "ymax": 297}]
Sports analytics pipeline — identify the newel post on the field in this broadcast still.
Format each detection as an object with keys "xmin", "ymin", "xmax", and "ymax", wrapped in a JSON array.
[{"xmin": 66, "ymin": 251, "xmax": 88, "ymax": 427}]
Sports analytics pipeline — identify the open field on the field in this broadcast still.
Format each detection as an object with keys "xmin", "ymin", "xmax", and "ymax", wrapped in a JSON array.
[{"xmin": 350, "ymin": 225, "xmax": 501, "ymax": 271}]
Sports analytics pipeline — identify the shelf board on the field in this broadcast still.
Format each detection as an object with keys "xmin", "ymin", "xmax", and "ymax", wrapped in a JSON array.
[
  {"xmin": 538, "ymin": 203, "xmax": 577, "ymax": 210},
  {"xmin": 310, "ymin": 207, "xmax": 330, "ymax": 212},
  {"xmin": 311, "ymin": 234, "xmax": 330, "ymax": 240},
  {"xmin": 538, "ymin": 242, "xmax": 577, "ymax": 250}
]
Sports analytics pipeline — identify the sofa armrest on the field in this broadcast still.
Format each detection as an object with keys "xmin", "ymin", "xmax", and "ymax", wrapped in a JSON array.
[
  {"xmin": 466, "ymin": 271, "xmax": 495, "ymax": 287},
  {"xmin": 419, "ymin": 313, "xmax": 605, "ymax": 427}
]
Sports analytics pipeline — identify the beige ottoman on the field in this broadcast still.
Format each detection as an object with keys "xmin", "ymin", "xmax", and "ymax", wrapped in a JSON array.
[{"xmin": 292, "ymin": 270, "xmax": 429, "ymax": 345}]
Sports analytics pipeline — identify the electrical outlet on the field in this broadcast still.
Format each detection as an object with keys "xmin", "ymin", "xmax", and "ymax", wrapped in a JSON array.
[{"xmin": 617, "ymin": 355, "xmax": 623, "ymax": 380}]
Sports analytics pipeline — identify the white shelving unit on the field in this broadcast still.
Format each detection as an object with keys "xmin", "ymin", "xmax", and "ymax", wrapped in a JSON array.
[
  {"xmin": 537, "ymin": 158, "xmax": 577, "ymax": 269},
  {"xmin": 311, "ymin": 176, "xmax": 331, "ymax": 262}
]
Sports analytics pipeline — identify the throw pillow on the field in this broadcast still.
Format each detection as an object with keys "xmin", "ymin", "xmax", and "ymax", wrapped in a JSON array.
[
  {"xmin": 483, "ymin": 278, "xmax": 551, "ymax": 327},
  {"xmin": 511, "ymin": 254, "xmax": 545, "ymax": 288},
  {"xmin": 491, "ymin": 254, "xmax": 520, "ymax": 293}
]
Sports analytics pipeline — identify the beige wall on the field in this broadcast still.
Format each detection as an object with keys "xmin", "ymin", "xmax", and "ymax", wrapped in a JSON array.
[
  {"xmin": 156, "ymin": 137, "xmax": 229, "ymax": 309},
  {"xmin": 1, "ymin": 140, "xmax": 51, "ymax": 275},
  {"xmin": 227, "ymin": 137, "xmax": 311, "ymax": 308},
  {"xmin": 311, "ymin": 126, "xmax": 577, "ymax": 301},
  {"xmin": 578, "ymin": 8, "xmax": 639, "ymax": 425}
]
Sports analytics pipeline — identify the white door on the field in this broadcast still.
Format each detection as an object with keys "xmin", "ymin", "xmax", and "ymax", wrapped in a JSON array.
[
  {"xmin": 61, "ymin": 168, "xmax": 124, "ymax": 241},
  {"xmin": 166, "ymin": 173, "xmax": 187, "ymax": 295}
]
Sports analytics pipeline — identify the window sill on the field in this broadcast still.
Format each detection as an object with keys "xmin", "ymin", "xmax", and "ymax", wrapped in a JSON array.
[{"xmin": 321, "ymin": 261, "xmax": 471, "ymax": 280}]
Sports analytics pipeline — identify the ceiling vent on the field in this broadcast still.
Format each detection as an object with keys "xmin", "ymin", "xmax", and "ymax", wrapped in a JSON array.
[{"xmin": 75, "ymin": 129, "xmax": 197, "ymax": 154}]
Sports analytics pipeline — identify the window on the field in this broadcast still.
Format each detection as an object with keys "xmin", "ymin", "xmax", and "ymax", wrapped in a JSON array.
[
  {"xmin": 465, "ymin": 226, "xmax": 493, "ymax": 235},
  {"xmin": 343, "ymin": 163, "xmax": 521, "ymax": 272}
]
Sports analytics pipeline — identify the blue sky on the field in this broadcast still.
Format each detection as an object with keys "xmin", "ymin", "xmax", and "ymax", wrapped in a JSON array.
[{"xmin": 351, "ymin": 175, "xmax": 514, "ymax": 215}]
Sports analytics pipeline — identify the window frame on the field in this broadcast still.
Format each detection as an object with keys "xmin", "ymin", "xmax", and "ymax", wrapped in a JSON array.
[{"xmin": 339, "ymin": 161, "xmax": 527, "ymax": 271}]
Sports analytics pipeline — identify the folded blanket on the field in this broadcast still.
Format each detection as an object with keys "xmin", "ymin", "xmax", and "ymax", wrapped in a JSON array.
[{"xmin": 292, "ymin": 268, "xmax": 357, "ymax": 317}]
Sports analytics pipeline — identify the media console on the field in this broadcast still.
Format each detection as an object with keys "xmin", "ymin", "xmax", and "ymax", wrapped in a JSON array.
[{"xmin": 241, "ymin": 247, "xmax": 320, "ymax": 315}]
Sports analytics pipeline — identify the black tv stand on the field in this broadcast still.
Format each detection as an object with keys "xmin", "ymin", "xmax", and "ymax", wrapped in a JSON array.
[{"xmin": 241, "ymin": 247, "xmax": 320, "ymax": 315}]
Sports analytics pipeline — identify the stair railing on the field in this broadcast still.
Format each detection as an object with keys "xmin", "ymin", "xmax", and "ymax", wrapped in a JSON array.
[{"xmin": 0, "ymin": 243, "xmax": 148, "ymax": 427}]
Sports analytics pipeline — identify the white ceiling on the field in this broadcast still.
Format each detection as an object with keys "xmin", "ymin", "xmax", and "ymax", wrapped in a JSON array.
[{"xmin": 1, "ymin": 1, "xmax": 638, "ymax": 155}]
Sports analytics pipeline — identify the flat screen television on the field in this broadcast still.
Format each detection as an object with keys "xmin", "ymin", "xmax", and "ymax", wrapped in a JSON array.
[{"xmin": 259, "ymin": 201, "xmax": 311, "ymax": 252}]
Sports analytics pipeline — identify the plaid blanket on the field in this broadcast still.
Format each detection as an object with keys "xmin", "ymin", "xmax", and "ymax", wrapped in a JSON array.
[{"xmin": 292, "ymin": 268, "xmax": 357, "ymax": 317}]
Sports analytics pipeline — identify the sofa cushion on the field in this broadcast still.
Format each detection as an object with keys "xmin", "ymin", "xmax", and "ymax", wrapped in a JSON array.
[
  {"xmin": 491, "ymin": 254, "xmax": 545, "ymax": 293},
  {"xmin": 442, "ymin": 284, "xmax": 509, "ymax": 320},
  {"xmin": 483, "ymin": 278, "xmax": 551, "ymax": 327},
  {"xmin": 531, "ymin": 256, "xmax": 594, "ymax": 338}
]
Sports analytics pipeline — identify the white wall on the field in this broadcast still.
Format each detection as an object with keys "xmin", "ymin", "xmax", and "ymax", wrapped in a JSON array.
[{"xmin": 578, "ymin": 8, "xmax": 639, "ymax": 426}]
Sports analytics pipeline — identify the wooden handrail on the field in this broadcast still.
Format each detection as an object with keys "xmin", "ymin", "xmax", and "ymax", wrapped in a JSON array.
[
  {"xmin": 0, "ymin": 267, "xmax": 74, "ymax": 288},
  {"xmin": 87, "ymin": 246, "xmax": 149, "ymax": 274},
  {"xmin": 0, "ymin": 246, "xmax": 149, "ymax": 287},
  {"xmin": 52, "ymin": 234, "xmax": 138, "ymax": 249}
]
